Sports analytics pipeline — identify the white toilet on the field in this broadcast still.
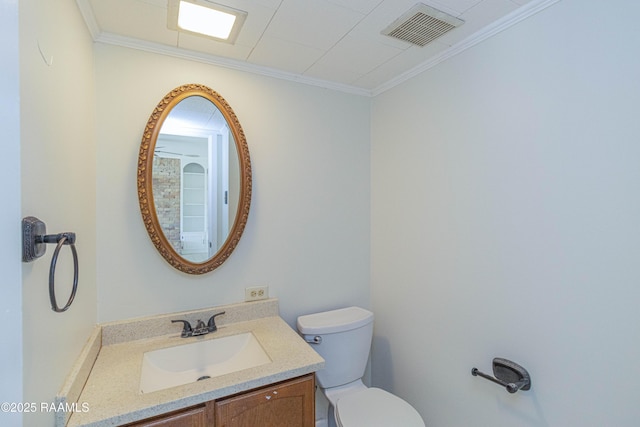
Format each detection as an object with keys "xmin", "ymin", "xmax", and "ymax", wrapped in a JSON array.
[{"xmin": 297, "ymin": 306, "xmax": 425, "ymax": 427}]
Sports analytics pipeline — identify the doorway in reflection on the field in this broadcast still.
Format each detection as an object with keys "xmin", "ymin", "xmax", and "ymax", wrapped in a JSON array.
[{"xmin": 153, "ymin": 130, "xmax": 233, "ymax": 263}]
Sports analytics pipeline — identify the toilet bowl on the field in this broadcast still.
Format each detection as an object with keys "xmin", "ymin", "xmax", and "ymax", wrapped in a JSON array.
[{"xmin": 297, "ymin": 307, "xmax": 425, "ymax": 427}]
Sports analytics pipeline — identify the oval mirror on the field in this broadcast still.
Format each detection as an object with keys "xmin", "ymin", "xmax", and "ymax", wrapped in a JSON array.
[{"xmin": 137, "ymin": 84, "xmax": 251, "ymax": 274}]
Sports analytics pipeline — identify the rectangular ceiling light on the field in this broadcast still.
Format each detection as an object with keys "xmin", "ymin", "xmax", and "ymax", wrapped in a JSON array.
[{"xmin": 168, "ymin": 0, "xmax": 247, "ymax": 43}]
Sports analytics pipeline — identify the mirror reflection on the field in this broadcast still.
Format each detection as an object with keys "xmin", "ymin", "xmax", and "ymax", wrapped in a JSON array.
[{"xmin": 152, "ymin": 96, "xmax": 240, "ymax": 263}]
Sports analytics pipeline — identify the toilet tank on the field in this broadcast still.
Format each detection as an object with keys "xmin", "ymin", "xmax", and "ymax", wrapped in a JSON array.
[{"xmin": 297, "ymin": 307, "xmax": 374, "ymax": 389}]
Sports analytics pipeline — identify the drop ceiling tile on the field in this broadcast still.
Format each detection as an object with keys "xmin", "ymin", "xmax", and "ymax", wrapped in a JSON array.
[
  {"xmin": 325, "ymin": 0, "xmax": 384, "ymax": 14},
  {"xmin": 303, "ymin": 63, "xmax": 364, "ymax": 87},
  {"xmin": 427, "ymin": 0, "xmax": 483, "ymax": 14},
  {"xmin": 353, "ymin": 40, "xmax": 449, "ymax": 88},
  {"xmin": 464, "ymin": 0, "xmax": 522, "ymax": 22},
  {"xmin": 434, "ymin": 0, "xmax": 520, "ymax": 46},
  {"xmin": 244, "ymin": 0, "xmax": 282, "ymax": 8},
  {"xmin": 263, "ymin": 0, "xmax": 365, "ymax": 50},
  {"xmin": 219, "ymin": 2, "xmax": 278, "ymax": 47},
  {"xmin": 176, "ymin": 32, "xmax": 254, "ymax": 60},
  {"xmin": 351, "ymin": 0, "xmax": 421, "ymax": 49},
  {"xmin": 359, "ymin": 0, "xmax": 426, "ymax": 31},
  {"xmin": 248, "ymin": 36, "xmax": 326, "ymax": 73},
  {"xmin": 89, "ymin": 0, "xmax": 178, "ymax": 45},
  {"xmin": 306, "ymin": 32, "xmax": 404, "ymax": 79}
]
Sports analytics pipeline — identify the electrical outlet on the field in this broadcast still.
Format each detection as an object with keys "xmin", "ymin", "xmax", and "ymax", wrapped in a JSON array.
[{"xmin": 245, "ymin": 286, "xmax": 269, "ymax": 302}]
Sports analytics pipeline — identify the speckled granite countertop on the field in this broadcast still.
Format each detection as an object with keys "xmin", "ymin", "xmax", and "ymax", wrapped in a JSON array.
[{"xmin": 59, "ymin": 299, "xmax": 324, "ymax": 427}]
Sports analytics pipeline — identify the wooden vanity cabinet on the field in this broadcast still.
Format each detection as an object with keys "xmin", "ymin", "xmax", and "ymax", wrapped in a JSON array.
[
  {"xmin": 124, "ymin": 374, "xmax": 315, "ymax": 427},
  {"xmin": 214, "ymin": 374, "xmax": 314, "ymax": 427}
]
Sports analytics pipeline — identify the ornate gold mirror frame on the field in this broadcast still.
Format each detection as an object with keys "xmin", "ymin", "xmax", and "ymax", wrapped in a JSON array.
[{"xmin": 137, "ymin": 84, "xmax": 251, "ymax": 274}]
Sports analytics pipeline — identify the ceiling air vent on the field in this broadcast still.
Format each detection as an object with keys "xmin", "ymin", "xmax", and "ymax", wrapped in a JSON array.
[{"xmin": 382, "ymin": 3, "xmax": 464, "ymax": 47}]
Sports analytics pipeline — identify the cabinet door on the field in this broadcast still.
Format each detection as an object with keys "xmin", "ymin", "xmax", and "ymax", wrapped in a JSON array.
[
  {"xmin": 214, "ymin": 374, "xmax": 315, "ymax": 427},
  {"xmin": 123, "ymin": 404, "xmax": 210, "ymax": 427}
]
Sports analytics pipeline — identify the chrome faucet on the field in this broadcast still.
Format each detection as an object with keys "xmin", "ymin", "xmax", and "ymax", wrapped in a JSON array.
[{"xmin": 171, "ymin": 311, "xmax": 226, "ymax": 338}]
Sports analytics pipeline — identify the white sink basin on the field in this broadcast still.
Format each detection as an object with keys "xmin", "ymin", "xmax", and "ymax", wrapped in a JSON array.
[{"xmin": 139, "ymin": 332, "xmax": 271, "ymax": 393}]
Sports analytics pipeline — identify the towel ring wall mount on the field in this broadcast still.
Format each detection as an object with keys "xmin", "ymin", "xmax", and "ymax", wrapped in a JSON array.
[{"xmin": 22, "ymin": 216, "xmax": 79, "ymax": 313}]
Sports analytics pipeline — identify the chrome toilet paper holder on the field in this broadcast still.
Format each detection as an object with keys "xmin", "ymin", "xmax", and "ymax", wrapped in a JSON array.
[{"xmin": 472, "ymin": 358, "xmax": 531, "ymax": 394}]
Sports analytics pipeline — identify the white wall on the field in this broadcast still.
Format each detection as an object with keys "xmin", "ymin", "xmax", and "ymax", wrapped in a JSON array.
[
  {"xmin": 94, "ymin": 44, "xmax": 371, "ymax": 326},
  {"xmin": 19, "ymin": 0, "xmax": 97, "ymax": 425},
  {"xmin": 371, "ymin": 0, "xmax": 640, "ymax": 425},
  {"xmin": 0, "ymin": 0, "xmax": 23, "ymax": 425}
]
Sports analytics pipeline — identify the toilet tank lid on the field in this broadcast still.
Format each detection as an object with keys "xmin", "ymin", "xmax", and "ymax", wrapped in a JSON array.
[{"xmin": 297, "ymin": 307, "xmax": 373, "ymax": 335}]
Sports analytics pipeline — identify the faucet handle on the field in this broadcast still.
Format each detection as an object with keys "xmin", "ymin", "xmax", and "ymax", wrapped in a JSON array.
[
  {"xmin": 192, "ymin": 319, "xmax": 209, "ymax": 336},
  {"xmin": 207, "ymin": 311, "xmax": 226, "ymax": 332},
  {"xmin": 171, "ymin": 319, "xmax": 193, "ymax": 338}
]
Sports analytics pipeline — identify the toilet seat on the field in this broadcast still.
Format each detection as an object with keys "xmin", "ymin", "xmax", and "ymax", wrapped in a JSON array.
[{"xmin": 335, "ymin": 387, "xmax": 425, "ymax": 427}]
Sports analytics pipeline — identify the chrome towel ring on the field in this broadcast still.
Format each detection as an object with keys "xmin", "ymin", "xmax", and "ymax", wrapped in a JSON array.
[{"xmin": 22, "ymin": 216, "xmax": 79, "ymax": 313}]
